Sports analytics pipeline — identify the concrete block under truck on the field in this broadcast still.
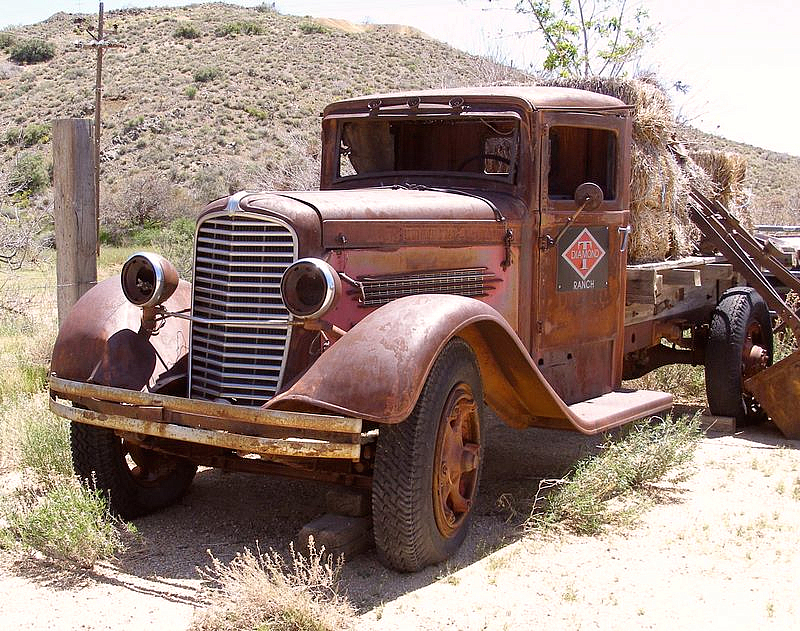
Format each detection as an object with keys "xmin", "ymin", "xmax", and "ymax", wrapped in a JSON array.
[{"xmin": 49, "ymin": 87, "xmax": 800, "ymax": 572}]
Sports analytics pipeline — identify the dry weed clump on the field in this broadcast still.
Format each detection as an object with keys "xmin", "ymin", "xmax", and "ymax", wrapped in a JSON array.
[{"xmin": 193, "ymin": 540, "xmax": 354, "ymax": 631}]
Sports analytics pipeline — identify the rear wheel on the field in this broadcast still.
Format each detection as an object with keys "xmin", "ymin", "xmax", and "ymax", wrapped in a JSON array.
[
  {"xmin": 372, "ymin": 338, "xmax": 484, "ymax": 572},
  {"xmin": 71, "ymin": 422, "xmax": 197, "ymax": 519},
  {"xmin": 705, "ymin": 287, "xmax": 773, "ymax": 426}
]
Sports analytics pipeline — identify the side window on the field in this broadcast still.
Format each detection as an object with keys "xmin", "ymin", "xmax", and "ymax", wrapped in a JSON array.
[{"xmin": 548, "ymin": 126, "xmax": 617, "ymax": 200}]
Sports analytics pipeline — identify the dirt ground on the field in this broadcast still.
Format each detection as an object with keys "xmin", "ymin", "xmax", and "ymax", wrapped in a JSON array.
[{"xmin": 2, "ymin": 413, "xmax": 799, "ymax": 630}]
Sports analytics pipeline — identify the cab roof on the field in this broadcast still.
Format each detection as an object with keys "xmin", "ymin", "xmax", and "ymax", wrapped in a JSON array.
[{"xmin": 323, "ymin": 85, "xmax": 630, "ymax": 116}]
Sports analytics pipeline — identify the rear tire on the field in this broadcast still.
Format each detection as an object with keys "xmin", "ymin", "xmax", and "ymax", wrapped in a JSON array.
[
  {"xmin": 372, "ymin": 338, "xmax": 484, "ymax": 572},
  {"xmin": 71, "ymin": 422, "xmax": 197, "ymax": 519},
  {"xmin": 705, "ymin": 287, "xmax": 773, "ymax": 426}
]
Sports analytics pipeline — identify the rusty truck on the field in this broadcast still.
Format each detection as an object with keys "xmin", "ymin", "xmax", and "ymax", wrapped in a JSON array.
[{"xmin": 49, "ymin": 86, "xmax": 800, "ymax": 572}]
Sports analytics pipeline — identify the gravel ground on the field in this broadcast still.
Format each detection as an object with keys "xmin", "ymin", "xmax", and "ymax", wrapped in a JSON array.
[{"xmin": 2, "ymin": 416, "xmax": 799, "ymax": 630}]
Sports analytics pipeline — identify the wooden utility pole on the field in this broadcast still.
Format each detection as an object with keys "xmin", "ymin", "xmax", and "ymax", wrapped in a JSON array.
[
  {"xmin": 53, "ymin": 119, "xmax": 97, "ymax": 326},
  {"xmin": 75, "ymin": 2, "xmax": 122, "ymax": 255}
]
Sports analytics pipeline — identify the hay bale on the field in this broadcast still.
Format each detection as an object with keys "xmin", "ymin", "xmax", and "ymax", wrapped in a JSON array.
[
  {"xmin": 540, "ymin": 77, "xmax": 747, "ymax": 262},
  {"xmin": 689, "ymin": 150, "xmax": 751, "ymax": 227}
]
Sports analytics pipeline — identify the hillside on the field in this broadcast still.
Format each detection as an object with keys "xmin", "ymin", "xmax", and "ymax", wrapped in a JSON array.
[
  {"xmin": 0, "ymin": 2, "xmax": 526, "ymax": 236},
  {"xmin": 0, "ymin": 2, "xmax": 798, "ymax": 233}
]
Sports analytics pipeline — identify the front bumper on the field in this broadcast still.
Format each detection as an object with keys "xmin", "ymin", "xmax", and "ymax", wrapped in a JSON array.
[{"xmin": 49, "ymin": 376, "xmax": 364, "ymax": 460}]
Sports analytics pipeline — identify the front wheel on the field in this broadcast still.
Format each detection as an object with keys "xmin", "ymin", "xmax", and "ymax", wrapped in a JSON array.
[
  {"xmin": 705, "ymin": 287, "xmax": 773, "ymax": 426},
  {"xmin": 372, "ymin": 337, "xmax": 484, "ymax": 572},
  {"xmin": 71, "ymin": 422, "xmax": 197, "ymax": 519}
]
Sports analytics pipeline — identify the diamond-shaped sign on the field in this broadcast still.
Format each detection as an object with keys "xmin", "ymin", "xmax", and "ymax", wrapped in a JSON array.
[{"xmin": 562, "ymin": 228, "xmax": 606, "ymax": 279}]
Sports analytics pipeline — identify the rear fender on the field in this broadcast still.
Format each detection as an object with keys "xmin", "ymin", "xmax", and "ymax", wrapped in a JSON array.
[
  {"xmin": 266, "ymin": 294, "xmax": 574, "ymax": 429},
  {"xmin": 50, "ymin": 277, "xmax": 191, "ymax": 392}
]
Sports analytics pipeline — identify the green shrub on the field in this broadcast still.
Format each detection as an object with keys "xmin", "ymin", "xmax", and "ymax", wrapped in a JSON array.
[
  {"xmin": 244, "ymin": 105, "xmax": 268, "ymax": 120},
  {"xmin": 1, "ymin": 477, "xmax": 134, "ymax": 568},
  {"xmin": 185, "ymin": 84, "xmax": 198, "ymax": 99},
  {"xmin": 9, "ymin": 152, "xmax": 48, "ymax": 196},
  {"xmin": 193, "ymin": 66, "xmax": 222, "ymax": 83},
  {"xmin": 529, "ymin": 415, "xmax": 701, "ymax": 535},
  {"xmin": 150, "ymin": 216, "xmax": 196, "ymax": 280},
  {"xmin": 18, "ymin": 404, "xmax": 71, "ymax": 482},
  {"xmin": 0, "ymin": 31, "xmax": 15, "ymax": 52},
  {"xmin": 214, "ymin": 21, "xmax": 264, "ymax": 37},
  {"xmin": 9, "ymin": 39, "xmax": 55, "ymax": 64},
  {"xmin": 299, "ymin": 21, "xmax": 328, "ymax": 35},
  {"xmin": 174, "ymin": 24, "xmax": 201, "ymax": 39},
  {"xmin": 4, "ymin": 123, "xmax": 51, "ymax": 148}
]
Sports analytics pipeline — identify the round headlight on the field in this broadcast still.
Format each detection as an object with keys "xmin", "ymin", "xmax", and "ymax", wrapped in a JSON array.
[
  {"xmin": 121, "ymin": 252, "xmax": 179, "ymax": 308},
  {"xmin": 280, "ymin": 258, "xmax": 341, "ymax": 319}
]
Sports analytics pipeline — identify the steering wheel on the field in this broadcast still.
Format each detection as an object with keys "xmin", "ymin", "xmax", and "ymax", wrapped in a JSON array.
[{"xmin": 456, "ymin": 153, "xmax": 511, "ymax": 171}]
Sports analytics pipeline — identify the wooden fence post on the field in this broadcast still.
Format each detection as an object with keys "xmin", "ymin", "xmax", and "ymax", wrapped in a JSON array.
[{"xmin": 53, "ymin": 119, "xmax": 97, "ymax": 326}]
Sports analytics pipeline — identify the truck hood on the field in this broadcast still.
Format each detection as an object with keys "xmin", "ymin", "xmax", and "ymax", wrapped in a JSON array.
[{"xmin": 238, "ymin": 188, "xmax": 522, "ymax": 249}]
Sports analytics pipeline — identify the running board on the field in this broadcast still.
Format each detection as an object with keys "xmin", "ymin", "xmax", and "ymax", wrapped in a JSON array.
[{"xmin": 567, "ymin": 389, "xmax": 674, "ymax": 434}]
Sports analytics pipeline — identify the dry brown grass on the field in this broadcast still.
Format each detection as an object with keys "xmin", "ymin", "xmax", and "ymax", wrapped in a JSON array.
[{"xmin": 192, "ymin": 539, "xmax": 354, "ymax": 631}]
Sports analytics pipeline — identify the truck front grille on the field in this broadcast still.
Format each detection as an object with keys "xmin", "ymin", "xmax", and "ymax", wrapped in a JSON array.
[{"xmin": 189, "ymin": 212, "xmax": 297, "ymax": 407}]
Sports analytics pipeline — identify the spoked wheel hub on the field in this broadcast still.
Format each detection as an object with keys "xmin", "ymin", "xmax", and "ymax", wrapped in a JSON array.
[
  {"xmin": 742, "ymin": 321, "xmax": 769, "ymax": 380},
  {"xmin": 433, "ymin": 383, "xmax": 481, "ymax": 538}
]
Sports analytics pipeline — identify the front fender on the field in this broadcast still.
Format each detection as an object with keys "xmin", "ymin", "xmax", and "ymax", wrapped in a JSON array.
[
  {"xmin": 266, "ymin": 294, "xmax": 575, "ymax": 428},
  {"xmin": 50, "ymin": 277, "xmax": 191, "ymax": 392}
]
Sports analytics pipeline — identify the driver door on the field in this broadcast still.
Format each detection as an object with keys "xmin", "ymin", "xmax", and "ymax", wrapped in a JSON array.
[{"xmin": 534, "ymin": 111, "xmax": 631, "ymax": 404}]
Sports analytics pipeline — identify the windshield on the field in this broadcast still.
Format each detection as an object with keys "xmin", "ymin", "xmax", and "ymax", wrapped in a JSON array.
[{"xmin": 336, "ymin": 117, "xmax": 519, "ymax": 182}]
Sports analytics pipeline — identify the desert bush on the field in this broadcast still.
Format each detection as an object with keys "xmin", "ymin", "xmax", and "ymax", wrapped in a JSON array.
[
  {"xmin": 625, "ymin": 363, "xmax": 706, "ymax": 406},
  {"xmin": 8, "ymin": 152, "xmax": 48, "ymax": 197},
  {"xmin": 185, "ymin": 84, "xmax": 198, "ymax": 99},
  {"xmin": 174, "ymin": 24, "xmax": 202, "ymax": 40},
  {"xmin": 151, "ymin": 216, "xmax": 196, "ymax": 281},
  {"xmin": 298, "ymin": 21, "xmax": 328, "ymax": 35},
  {"xmin": 0, "ymin": 203, "xmax": 52, "ymax": 269},
  {"xmin": 0, "ymin": 476, "xmax": 134, "ymax": 568},
  {"xmin": 3, "ymin": 123, "xmax": 51, "ymax": 148},
  {"xmin": 101, "ymin": 173, "xmax": 176, "ymax": 243},
  {"xmin": 255, "ymin": 2, "xmax": 276, "ymax": 13},
  {"xmin": 774, "ymin": 291, "xmax": 799, "ymax": 362},
  {"xmin": 192, "ymin": 540, "xmax": 354, "ymax": 631},
  {"xmin": 256, "ymin": 128, "xmax": 321, "ymax": 191},
  {"xmin": 0, "ymin": 31, "xmax": 15, "ymax": 52},
  {"xmin": 214, "ymin": 21, "xmax": 263, "ymax": 37},
  {"xmin": 529, "ymin": 415, "xmax": 701, "ymax": 535},
  {"xmin": 194, "ymin": 66, "xmax": 222, "ymax": 83},
  {"xmin": 17, "ymin": 400, "xmax": 71, "ymax": 482},
  {"xmin": 9, "ymin": 39, "xmax": 55, "ymax": 64}
]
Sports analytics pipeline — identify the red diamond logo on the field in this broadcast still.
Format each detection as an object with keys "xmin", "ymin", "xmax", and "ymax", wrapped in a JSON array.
[{"xmin": 563, "ymin": 228, "xmax": 606, "ymax": 279}]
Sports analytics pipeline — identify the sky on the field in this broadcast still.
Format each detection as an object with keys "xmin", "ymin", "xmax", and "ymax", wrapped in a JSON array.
[{"xmin": 2, "ymin": 0, "xmax": 799, "ymax": 156}]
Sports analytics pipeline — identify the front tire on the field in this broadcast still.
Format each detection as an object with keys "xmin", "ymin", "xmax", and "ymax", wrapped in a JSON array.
[
  {"xmin": 71, "ymin": 422, "xmax": 197, "ymax": 519},
  {"xmin": 372, "ymin": 338, "xmax": 484, "ymax": 572},
  {"xmin": 705, "ymin": 287, "xmax": 773, "ymax": 426}
]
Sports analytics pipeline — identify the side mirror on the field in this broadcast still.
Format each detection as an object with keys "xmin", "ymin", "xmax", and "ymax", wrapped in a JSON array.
[{"xmin": 574, "ymin": 182, "xmax": 604, "ymax": 212}]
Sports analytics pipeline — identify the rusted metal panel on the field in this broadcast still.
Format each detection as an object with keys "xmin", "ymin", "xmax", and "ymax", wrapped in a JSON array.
[
  {"xmin": 51, "ymin": 277, "xmax": 191, "ymax": 390},
  {"xmin": 51, "ymin": 398, "xmax": 361, "ymax": 460},
  {"xmin": 265, "ymin": 293, "xmax": 669, "ymax": 435},
  {"xmin": 745, "ymin": 352, "xmax": 800, "ymax": 440}
]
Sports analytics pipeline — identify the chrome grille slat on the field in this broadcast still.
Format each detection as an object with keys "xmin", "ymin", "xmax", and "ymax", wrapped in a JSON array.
[
  {"xmin": 190, "ymin": 211, "xmax": 297, "ymax": 407},
  {"xmin": 195, "ymin": 257, "xmax": 291, "ymax": 270}
]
